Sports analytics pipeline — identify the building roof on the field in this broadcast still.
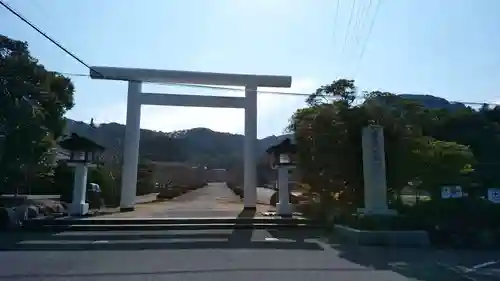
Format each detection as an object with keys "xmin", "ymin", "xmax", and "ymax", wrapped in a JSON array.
[
  {"xmin": 58, "ymin": 133, "xmax": 105, "ymax": 152},
  {"xmin": 266, "ymin": 138, "xmax": 297, "ymax": 155}
]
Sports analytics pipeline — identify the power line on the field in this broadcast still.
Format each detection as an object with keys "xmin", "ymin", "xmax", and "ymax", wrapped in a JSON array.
[
  {"xmin": 155, "ymin": 82, "xmax": 312, "ymax": 96},
  {"xmin": 331, "ymin": 0, "xmax": 341, "ymax": 42},
  {"xmin": 2, "ymin": 1, "xmax": 496, "ymax": 118},
  {"xmin": 183, "ymin": 84, "xmax": 500, "ymax": 107},
  {"xmin": 330, "ymin": 0, "xmax": 341, "ymax": 79},
  {"xmin": 353, "ymin": 0, "xmax": 382, "ymax": 77},
  {"xmin": 352, "ymin": 0, "xmax": 373, "ymax": 43},
  {"xmin": 331, "ymin": 0, "xmax": 341, "ymax": 54},
  {"xmin": 349, "ymin": 0, "xmax": 374, "ymax": 76},
  {"xmin": 0, "ymin": 0, "xmax": 104, "ymax": 78},
  {"xmin": 0, "ymin": 72, "xmax": 316, "ymax": 97},
  {"xmin": 1, "ymin": 72, "xmax": 499, "ymax": 106},
  {"xmin": 1, "ymin": 71, "xmax": 316, "ymax": 96},
  {"xmin": 339, "ymin": 0, "xmax": 357, "ymax": 70}
]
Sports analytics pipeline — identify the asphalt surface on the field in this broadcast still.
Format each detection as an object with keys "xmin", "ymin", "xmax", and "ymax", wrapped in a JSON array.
[
  {"xmin": 2, "ymin": 183, "xmax": 498, "ymax": 281},
  {"xmin": 0, "ymin": 229, "xmax": 499, "ymax": 281}
]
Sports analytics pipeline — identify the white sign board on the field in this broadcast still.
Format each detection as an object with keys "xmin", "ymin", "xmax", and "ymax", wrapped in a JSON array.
[
  {"xmin": 441, "ymin": 186, "xmax": 463, "ymax": 199},
  {"xmin": 487, "ymin": 188, "xmax": 500, "ymax": 204}
]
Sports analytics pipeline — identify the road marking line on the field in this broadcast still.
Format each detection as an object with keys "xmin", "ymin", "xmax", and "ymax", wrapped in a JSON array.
[
  {"xmin": 92, "ymin": 240, "xmax": 109, "ymax": 244},
  {"xmin": 264, "ymin": 237, "xmax": 279, "ymax": 241},
  {"xmin": 465, "ymin": 260, "xmax": 499, "ymax": 273}
]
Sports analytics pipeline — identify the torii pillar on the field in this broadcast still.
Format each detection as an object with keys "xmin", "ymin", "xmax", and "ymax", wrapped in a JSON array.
[{"xmin": 89, "ymin": 67, "xmax": 292, "ymax": 211}]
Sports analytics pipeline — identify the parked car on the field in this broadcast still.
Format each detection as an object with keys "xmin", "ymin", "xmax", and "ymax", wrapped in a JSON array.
[{"xmin": 87, "ymin": 182, "xmax": 104, "ymax": 209}]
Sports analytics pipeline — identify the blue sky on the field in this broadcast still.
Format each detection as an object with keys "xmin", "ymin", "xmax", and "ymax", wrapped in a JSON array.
[{"xmin": 2, "ymin": 0, "xmax": 500, "ymax": 138}]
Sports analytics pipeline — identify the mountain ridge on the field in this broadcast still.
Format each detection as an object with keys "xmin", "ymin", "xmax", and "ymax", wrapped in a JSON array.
[
  {"xmin": 64, "ymin": 119, "xmax": 291, "ymax": 168},
  {"xmin": 63, "ymin": 94, "xmax": 461, "ymax": 168}
]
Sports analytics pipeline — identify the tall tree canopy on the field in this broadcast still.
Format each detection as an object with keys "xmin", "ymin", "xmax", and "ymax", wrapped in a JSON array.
[
  {"xmin": 0, "ymin": 35, "xmax": 74, "ymax": 193},
  {"xmin": 289, "ymin": 79, "xmax": 476, "ymax": 211}
]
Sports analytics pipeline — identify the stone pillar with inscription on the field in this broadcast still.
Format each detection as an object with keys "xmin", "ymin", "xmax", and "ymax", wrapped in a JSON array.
[{"xmin": 359, "ymin": 125, "xmax": 396, "ymax": 215}]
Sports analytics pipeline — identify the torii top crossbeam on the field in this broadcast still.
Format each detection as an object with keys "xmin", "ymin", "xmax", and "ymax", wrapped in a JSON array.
[
  {"xmin": 87, "ymin": 65, "xmax": 292, "ymax": 212},
  {"xmin": 89, "ymin": 66, "xmax": 292, "ymax": 88}
]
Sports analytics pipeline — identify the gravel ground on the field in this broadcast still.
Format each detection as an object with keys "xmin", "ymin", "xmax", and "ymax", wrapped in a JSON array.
[{"xmin": 93, "ymin": 183, "xmax": 274, "ymax": 219}]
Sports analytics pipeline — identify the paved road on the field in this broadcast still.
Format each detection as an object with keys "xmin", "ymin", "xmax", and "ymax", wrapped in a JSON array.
[
  {"xmin": 2, "ymin": 184, "xmax": 498, "ymax": 280},
  {"xmin": 98, "ymin": 183, "xmax": 274, "ymax": 219},
  {"xmin": 0, "ymin": 229, "xmax": 498, "ymax": 281}
]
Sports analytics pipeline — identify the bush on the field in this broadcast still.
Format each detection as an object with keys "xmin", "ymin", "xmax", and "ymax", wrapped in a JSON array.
[
  {"xmin": 269, "ymin": 191, "xmax": 300, "ymax": 206},
  {"xmin": 338, "ymin": 213, "xmax": 420, "ymax": 231},
  {"xmin": 54, "ymin": 163, "xmax": 120, "ymax": 207},
  {"xmin": 0, "ymin": 208, "xmax": 11, "ymax": 230},
  {"xmin": 401, "ymin": 198, "xmax": 500, "ymax": 230},
  {"xmin": 297, "ymin": 197, "xmax": 338, "ymax": 223},
  {"xmin": 88, "ymin": 166, "xmax": 120, "ymax": 207},
  {"xmin": 400, "ymin": 198, "xmax": 500, "ymax": 248},
  {"xmin": 30, "ymin": 173, "xmax": 58, "ymax": 195},
  {"xmin": 53, "ymin": 162, "xmax": 74, "ymax": 202}
]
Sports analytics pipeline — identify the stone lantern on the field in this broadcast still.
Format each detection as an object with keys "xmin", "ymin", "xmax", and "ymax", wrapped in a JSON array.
[
  {"xmin": 266, "ymin": 138, "xmax": 297, "ymax": 216},
  {"xmin": 58, "ymin": 133, "xmax": 104, "ymax": 216}
]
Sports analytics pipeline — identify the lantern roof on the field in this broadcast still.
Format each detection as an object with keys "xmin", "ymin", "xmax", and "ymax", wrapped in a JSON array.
[
  {"xmin": 58, "ymin": 133, "xmax": 105, "ymax": 152},
  {"xmin": 266, "ymin": 138, "xmax": 297, "ymax": 156}
]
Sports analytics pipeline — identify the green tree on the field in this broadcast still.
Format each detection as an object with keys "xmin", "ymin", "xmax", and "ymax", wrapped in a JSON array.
[
  {"xmin": 412, "ymin": 138, "xmax": 475, "ymax": 198},
  {"xmin": 288, "ymin": 79, "xmax": 476, "ymax": 214},
  {"xmin": 429, "ymin": 107, "xmax": 500, "ymax": 189},
  {"xmin": 0, "ymin": 35, "xmax": 74, "ymax": 193},
  {"xmin": 289, "ymin": 79, "xmax": 365, "ymax": 209}
]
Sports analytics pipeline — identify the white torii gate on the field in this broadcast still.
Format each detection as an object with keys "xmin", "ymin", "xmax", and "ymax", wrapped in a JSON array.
[{"xmin": 89, "ymin": 66, "xmax": 292, "ymax": 211}]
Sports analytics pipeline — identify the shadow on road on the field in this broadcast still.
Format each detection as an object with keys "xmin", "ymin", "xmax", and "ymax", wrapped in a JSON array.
[
  {"xmin": 0, "ymin": 213, "xmax": 325, "ymax": 252},
  {"xmin": 0, "ymin": 239, "xmax": 323, "ymax": 251},
  {"xmin": 323, "ymin": 239, "xmax": 500, "ymax": 281},
  {"xmin": 267, "ymin": 227, "xmax": 327, "ymax": 243},
  {"xmin": 0, "ymin": 267, "xmax": 374, "ymax": 280},
  {"xmin": 228, "ymin": 208, "xmax": 256, "ymax": 244},
  {"xmin": 264, "ymin": 228, "xmax": 499, "ymax": 281}
]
